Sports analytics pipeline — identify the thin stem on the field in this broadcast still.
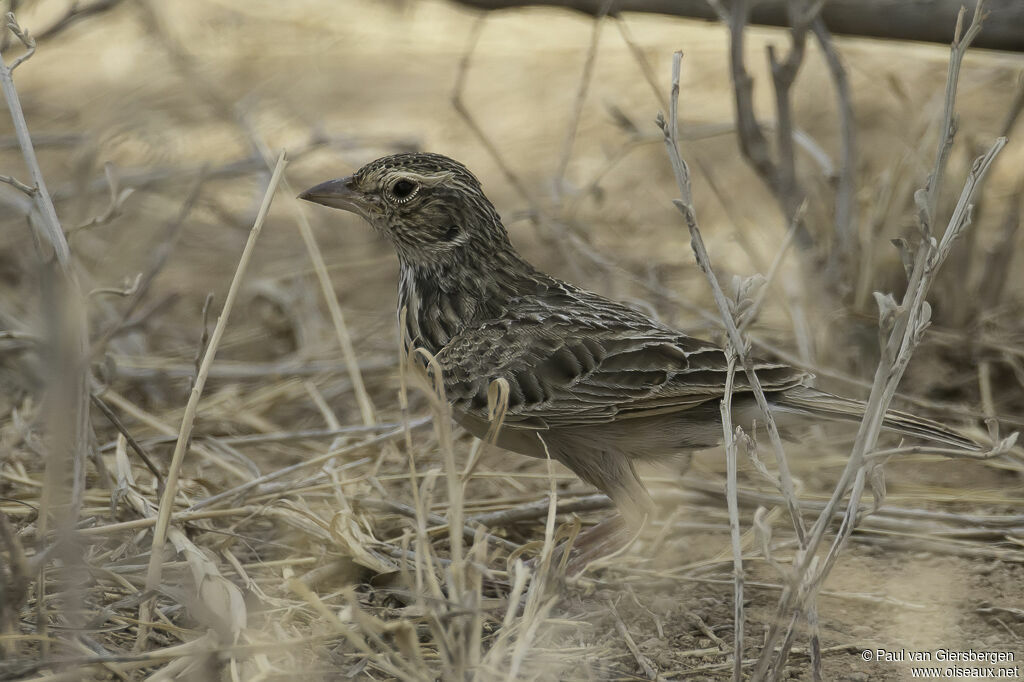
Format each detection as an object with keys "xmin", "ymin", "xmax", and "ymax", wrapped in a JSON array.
[
  {"xmin": 720, "ymin": 353, "xmax": 744, "ymax": 682},
  {"xmin": 136, "ymin": 151, "xmax": 287, "ymax": 649}
]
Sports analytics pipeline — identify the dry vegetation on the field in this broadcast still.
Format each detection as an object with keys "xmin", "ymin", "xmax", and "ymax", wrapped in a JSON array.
[{"xmin": 1, "ymin": 0, "xmax": 1023, "ymax": 680}]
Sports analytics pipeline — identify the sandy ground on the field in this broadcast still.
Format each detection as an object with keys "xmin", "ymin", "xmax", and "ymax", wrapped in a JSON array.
[{"xmin": 1, "ymin": 0, "xmax": 1023, "ymax": 679}]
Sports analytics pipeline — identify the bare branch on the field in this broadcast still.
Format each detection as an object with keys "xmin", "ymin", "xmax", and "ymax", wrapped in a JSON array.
[
  {"xmin": 451, "ymin": 15, "xmax": 537, "ymax": 210},
  {"xmin": 0, "ymin": 0, "xmax": 127, "ymax": 54},
  {"xmin": 4, "ymin": 12, "xmax": 34, "ymax": 71},
  {"xmin": 0, "ymin": 173, "xmax": 33, "ymax": 195},
  {"xmin": 3, "ymin": 11, "xmax": 94, "ymax": 652},
  {"xmin": 920, "ymin": 0, "xmax": 986, "ymax": 236},
  {"xmin": 658, "ymin": 51, "xmax": 806, "ymax": 547},
  {"xmin": 554, "ymin": 0, "xmax": 614, "ymax": 194},
  {"xmin": 1, "ymin": 13, "xmax": 68, "ymax": 264},
  {"xmin": 136, "ymin": 151, "xmax": 288, "ymax": 649},
  {"xmin": 449, "ymin": 0, "xmax": 1024, "ymax": 51},
  {"xmin": 812, "ymin": 17, "xmax": 858, "ymax": 277},
  {"xmin": 719, "ymin": 353, "xmax": 745, "ymax": 682},
  {"xmin": 728, "ymin": 0, "xmax": 812, "ymax": 245}
]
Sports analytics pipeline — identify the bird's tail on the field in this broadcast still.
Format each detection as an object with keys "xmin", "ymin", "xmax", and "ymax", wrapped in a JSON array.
[{"xmin": 771, "ymin": 386, "xmax": 978, "ymax": 450}]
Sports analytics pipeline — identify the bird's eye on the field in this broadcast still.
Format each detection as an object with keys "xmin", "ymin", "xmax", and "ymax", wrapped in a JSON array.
[{"xmin": 390, "ymin": 179, "xmax": 417, "ymax": 201}]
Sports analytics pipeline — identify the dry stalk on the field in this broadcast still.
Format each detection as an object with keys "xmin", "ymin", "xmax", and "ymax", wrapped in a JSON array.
[
  {"xmin": 113, "ymin": 436, "xmax": 246, "ymax": 646},
  {"xmin": 553, "ymin": 0, "xmax": 614, "ymax": 196},
  {"xmin": 718, "ymin": 0, "xmax": 862, "ymax": 285},
  {"xmin": 88, "ymin": 170, "xmax": 203, "ymax": 360},
  {"xmin": 499, "ymin": 434, "xmax": 563, "ymax": 680},
  {"xmin": 288, "ymin": 174, "xmax": 379, "ymax": 426},
  {"xmin": 0, "ymin": 13, "xmax": 65, "ymax": 264},
  {"xmin": 185, "ymin": 419, "xmax": 428, "ymax": 510},
  {"xmin": 0, "ymin": 0, "xmax": 126, "ymax": 52},
  {"xmin": 752, "ymin": 132, "xmax": 1008, "ymax": 672},
  {"xmin": 750, "ymin": 3, "xmax": 1012, "ymax": 676},
  {"xmin": 726, "ymin": 0, "xmax": 816, "ymax": 246},
  {"xmin": 135, "ymin": 150, "xmax": 287, "ymax": 649},
  {"xmin": 451, "ymin": 15, "xmax": 536, "ymax": 209},
  {"xmin": 657, "ymin": 10, "xmax": 1013, "ymax": 672},
  {"xmin": 136, "ymin": 0, "xmax": 381, "ymax": 428},
  {"xmin": 922, "ymin": 0, "xmax": 987, "ymax": 236},
  {"xmin": 658, "ymin": 51, "xmax": 807, "ymax": 548},
  {"xmin": 468, "ymin": 492, "xmax": 612, "ymax": 527},
  {"xmin": 405, "ymin": 341, "xmax": 498, "ymax": 678},
  {"xmin": 607, "ymin": 597, "xmax": 660, "ymax": 680},
  {"xmin": 810, "ymin": 17, "xmax": 857, "ymax": 276},
  {"xmin": 718, "ymin": 352, "xmax": 744, "ymax": 682},
  {"xmin": 663, "ymin": 51, "xmax": 815, "ymax": 675},
  {"xmin": 2, "ymin": 10, "xmax": 92, "ymax": 658}
]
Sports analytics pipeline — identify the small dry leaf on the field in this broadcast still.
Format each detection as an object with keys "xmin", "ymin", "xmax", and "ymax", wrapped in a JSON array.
[
  {"xmin": 730, "ymin": 274, "xmax": 743, "ymax": 301},
  {"xmin": 914, "ymin": 301, "xmax": 933, "ymax": 341},
  {"xmin": 753, "ymin": 506, "xmax": 788, "ymax": 579},
  {"xmin": 993, "ymin": 431, "xmax": 1019, "ymax": 455},
  {"xmin": 114, "ymin": 435, "xmax": 247, "ymax": 640},
  {"xmin": 873, "ymin": 291, "xmax": 899, "ymax": 337},
  {"xmin": 486, "ymin": 377, "xmax": 511, "ymax": 444},
  {"xmin": 737, "ymin": 273, "xmax": 766, "ymax": 305},
  {"xmin": 914, "ymin": 187, "xmax": 933, "ymax": 235},
  {"xmin": 890, "ymin": 238, "xmax": 915, "ymax": 280},
  {"xmin": 169, "ymin": 528, "xmax": 247, "ymax": 640}
]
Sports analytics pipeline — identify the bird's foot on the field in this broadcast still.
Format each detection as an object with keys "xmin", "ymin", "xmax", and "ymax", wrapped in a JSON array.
[{"xmin": 524, "ymin": 514, "xmax": 640, "ymax": 577}]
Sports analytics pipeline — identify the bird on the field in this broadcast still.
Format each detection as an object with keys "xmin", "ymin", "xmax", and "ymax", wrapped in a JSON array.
[{"xmin": 299, "ymin": 152, "xmax": 975, "ymax": 527}]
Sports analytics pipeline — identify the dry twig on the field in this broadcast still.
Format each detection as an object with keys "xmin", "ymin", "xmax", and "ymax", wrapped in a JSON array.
[{"xmin": 135, "ymin": 151, "xmax": 287, "ymax": 649}]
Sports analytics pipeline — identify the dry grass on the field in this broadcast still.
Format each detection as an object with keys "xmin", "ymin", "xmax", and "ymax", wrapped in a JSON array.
[{"xmin": 1, "ymin": 0, "xmax": 1023, "ymax": 680}]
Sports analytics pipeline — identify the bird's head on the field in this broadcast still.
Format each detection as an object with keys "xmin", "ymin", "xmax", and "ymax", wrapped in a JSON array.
[{"xmin": 299, "ymin": 152, "xmax": 511, "ymax": 267}]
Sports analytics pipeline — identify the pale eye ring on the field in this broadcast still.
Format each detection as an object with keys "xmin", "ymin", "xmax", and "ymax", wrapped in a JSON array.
[{"xmin": 389, "ymin": 179, "xmax": 418, "ymax": 202}]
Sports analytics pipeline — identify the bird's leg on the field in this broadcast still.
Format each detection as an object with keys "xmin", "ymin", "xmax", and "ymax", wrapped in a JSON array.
[
  {"xmin": 556, "ymin": 514, "xmax": 633, "ymax": 574},
  {"xmin": 545, "ymin": 452, "xmax": 654, "ymax": 575}
]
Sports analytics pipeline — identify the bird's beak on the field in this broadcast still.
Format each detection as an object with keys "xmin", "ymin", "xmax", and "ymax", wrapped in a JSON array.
[{"xmin": 298, "ymin": 176, "xmax": 365, "ymax": 214}]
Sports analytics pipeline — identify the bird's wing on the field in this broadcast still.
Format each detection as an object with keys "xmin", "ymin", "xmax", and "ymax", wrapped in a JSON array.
[{"xmin": 435, "ymin": 302, "xmax": 807, "ymax": 430}]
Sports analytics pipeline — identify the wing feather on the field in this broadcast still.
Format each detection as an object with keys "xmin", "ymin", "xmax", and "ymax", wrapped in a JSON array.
[{"xmin": 435, "ymin": 297, "xmax": 807, "ymax": 430}]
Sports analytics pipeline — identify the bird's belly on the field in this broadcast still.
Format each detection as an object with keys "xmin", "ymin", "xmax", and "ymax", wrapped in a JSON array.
[
  {"xmin": 453, "ymin": 411, "xmax": 548, "ymax": 459},
  {"xmin": 452, "ymin": 403, "xmax": 730, "ymax": 461},
  {"xmin": 556, "ymin": 410, "xmax": 726, "ymax": 458}
]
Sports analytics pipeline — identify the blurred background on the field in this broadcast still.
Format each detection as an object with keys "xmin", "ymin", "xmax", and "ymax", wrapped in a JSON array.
[{"xmin": 1, "ymin": 0, "xmax": 1023, "ymax": 679}]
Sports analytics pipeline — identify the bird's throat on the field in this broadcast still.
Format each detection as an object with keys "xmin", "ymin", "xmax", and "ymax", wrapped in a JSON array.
[{"xmin": 398, "ymin": 249, "xmax": 534, "ymax": 356}]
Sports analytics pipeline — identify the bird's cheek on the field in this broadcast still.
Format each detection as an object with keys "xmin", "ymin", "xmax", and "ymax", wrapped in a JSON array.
[{"xmin": 388, "ymin": 228, "xmax": 428, "ymax": 253}]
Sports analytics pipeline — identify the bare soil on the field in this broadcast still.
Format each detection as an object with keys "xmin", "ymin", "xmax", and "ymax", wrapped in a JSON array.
[{"xmin": 1, "ymin": 0, "xmax": 1022, "ymax": 679}]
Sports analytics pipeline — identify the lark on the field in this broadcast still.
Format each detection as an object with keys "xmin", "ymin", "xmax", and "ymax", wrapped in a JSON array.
[{"xmin": 300, "ymin": 152, "xmax": 973, "ymax": 523}]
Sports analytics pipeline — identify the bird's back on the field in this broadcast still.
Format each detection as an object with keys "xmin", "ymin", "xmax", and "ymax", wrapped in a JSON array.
[{"xmin": 432, "ymin": 270, "xmax": 807, "ymax": 435}]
